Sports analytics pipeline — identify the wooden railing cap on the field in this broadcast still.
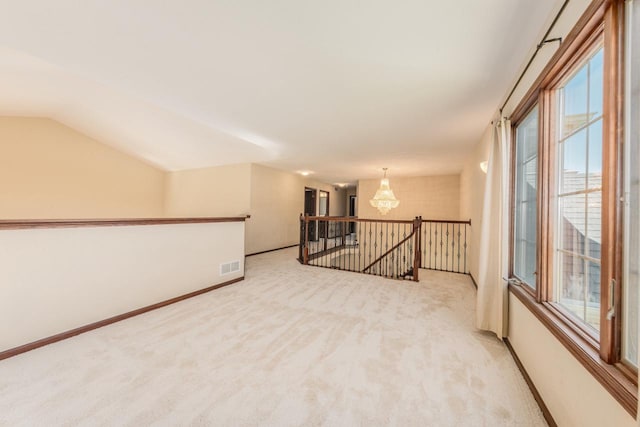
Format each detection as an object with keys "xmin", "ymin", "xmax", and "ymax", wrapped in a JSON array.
[{"xmin": 0, "ymin": 216, "xmax": 251, "ymax": 230}]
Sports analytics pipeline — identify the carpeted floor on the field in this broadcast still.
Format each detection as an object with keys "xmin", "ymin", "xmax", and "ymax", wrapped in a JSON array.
[{"xmin": 0, "ymin": 247, "xmax": 546, "ymax": 426}]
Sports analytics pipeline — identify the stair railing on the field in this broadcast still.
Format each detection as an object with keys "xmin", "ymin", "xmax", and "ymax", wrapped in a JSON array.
[
  {"xmin": 420, "ymin": 219, "xmax": 471, "ymax": 274},
  {"xmin": 299, "ymin": 215, "xmax": 422, "ymax": 281}
]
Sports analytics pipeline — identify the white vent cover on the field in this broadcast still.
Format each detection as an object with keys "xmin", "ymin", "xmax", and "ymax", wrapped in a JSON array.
[{"xmin": 220, "ymin": 260, "xmax": 241, "ymax": 275}]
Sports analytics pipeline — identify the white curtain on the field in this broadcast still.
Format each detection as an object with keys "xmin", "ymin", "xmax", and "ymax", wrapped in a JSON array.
[{"xmin": 476, "ymin": 118, "xmax": 511, "ymax": 338}]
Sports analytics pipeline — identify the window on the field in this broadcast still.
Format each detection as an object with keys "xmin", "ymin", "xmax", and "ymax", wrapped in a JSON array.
[
  {"xmin": 554, "ymin": 48, "xmax": 604, "ymax": 334},
  {"xmin": 513, "ymin": 106, "xmax": 539, "ymax": 289},
  {"xmin": 508, "ymin": 0, "xmax": 637, "ymax": 416}
]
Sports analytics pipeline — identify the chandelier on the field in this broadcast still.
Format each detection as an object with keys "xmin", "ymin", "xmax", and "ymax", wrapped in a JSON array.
[{"xmin": 369, "ymin": 168, "xmax": 400, "ymax": 215}]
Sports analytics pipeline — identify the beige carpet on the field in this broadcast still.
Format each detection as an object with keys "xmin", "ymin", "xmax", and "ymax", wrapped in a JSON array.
[{"xmin": 0, "ymin": 247, "xmax": 545, "ymax": 426}]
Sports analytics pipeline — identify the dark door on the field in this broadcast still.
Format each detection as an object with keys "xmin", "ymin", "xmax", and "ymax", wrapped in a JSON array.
[
  {"xmin": 304, "ymin": 188, "xmax": 317, "ymax": 241},
  {"xmin": 349, "ymin": 195, "xmax": 357, "ymax": 233}
]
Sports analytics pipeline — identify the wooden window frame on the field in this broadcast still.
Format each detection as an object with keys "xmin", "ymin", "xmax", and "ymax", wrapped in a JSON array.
[
  {"xmin": 546, "ymin": 31, "xmax": 605, "ymax": 347},
  {"xmin": 508, "ymin": 0, "xmax": 637, "ymax": 417},
  {"xmin": 509, "ymin": 104, "xmax": 540, "ymax": 295}
]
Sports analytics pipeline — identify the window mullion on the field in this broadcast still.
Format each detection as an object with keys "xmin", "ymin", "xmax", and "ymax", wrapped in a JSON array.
[
  {"xmin": 599, "ymin": 0, "xmax": 624, "ymax": 364},
  {"xmin": 538, "ymin": 89, "xmax": 554, "ymax": 303}
]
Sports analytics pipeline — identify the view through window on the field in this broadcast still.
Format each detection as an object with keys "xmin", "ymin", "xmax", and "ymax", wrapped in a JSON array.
[
  {"xmin": 554, "ymin": 47, "xmax": 604, "ymax": 334},
  {"xmin": 514, "ymin": 106, "xmax": 539, "ymax": 289}
]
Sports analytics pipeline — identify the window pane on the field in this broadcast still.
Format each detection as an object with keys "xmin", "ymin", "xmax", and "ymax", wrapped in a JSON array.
[
  {"xmin": 557, "ymin": 254, "xmax": 601, "ymax": 332},
  {"xmin": 562, "ymin": 63, "xmax": 589, "ymax": 136},
  {"xmin": 561, "ymin": 128, "xmax": 587, "ymax": 194},
  {"xmin": 558, "ymin": 252, "xmax": 586, "ymax": 319},
  {"xmin": 559, "ymin": 194, "xmax": 587, "ymax": 256},
  {"xmin": 513, "ymin": 106, "xmax": 538, "ymax": 288},
  {"xmin": 587, "ymin": 118, "xmax": 603, "ymax": 189},
  {"xmin": 555, "ymin": 47, "xmax": 603, "ymax": 335},
  {"xmin": 589, "ymin": 49, "xmax": 604, "ymax": 118},
  {"xmin": 587, "ymin": 191, "xmax": 601, "ymax": 260},
  {"xmin": 586, "ymin": 260, "xmax": 602, "ymax": 331}
]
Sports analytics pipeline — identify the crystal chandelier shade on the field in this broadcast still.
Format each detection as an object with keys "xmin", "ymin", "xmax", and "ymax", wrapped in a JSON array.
[{"xmin": 369, "ymin": 168, "xmax": 400, "ymax": 215}]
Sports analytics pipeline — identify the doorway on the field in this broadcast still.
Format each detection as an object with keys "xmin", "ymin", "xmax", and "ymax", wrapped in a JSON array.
[
  {"xmin": 318, "ymin": 190, "xmax": 330, "ymax": 238},
  {"xmin": 304, "ymin": 187, "xmax": 317, "ymax": 241},
  {"xmin": 349, "ymin": 195, "xmax": 357, "ymax": 233}
]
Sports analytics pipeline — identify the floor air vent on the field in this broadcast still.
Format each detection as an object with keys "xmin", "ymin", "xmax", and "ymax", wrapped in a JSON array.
[{"xmin": 220, "ymin": 260, "xmax": 240, "ymax": 275}]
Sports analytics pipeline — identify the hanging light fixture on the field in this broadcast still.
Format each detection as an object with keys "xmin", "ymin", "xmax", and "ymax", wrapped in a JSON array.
[{"xmin": 369, "ymin": 168, "xmax": 400, "ymax": 215}]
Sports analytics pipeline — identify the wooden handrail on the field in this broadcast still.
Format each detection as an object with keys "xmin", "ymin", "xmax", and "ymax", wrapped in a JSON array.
[
  {"xmin": 0, "ymin": 216, "xmax": 250, "ymax": 230},
  {"xmin": 421, "ymin": 218, "xmax": 471, "ymax": 225},
  {"xmin": 303, "ymin": 216, "xmax": 471, "ymax": 225},
  {"xmin": 362, "ymin": 231, "xmax": 415, "ymax": 272},
  {"xmin": 304, "ymin": 216, "xmax": 414, "ymax": 224}
]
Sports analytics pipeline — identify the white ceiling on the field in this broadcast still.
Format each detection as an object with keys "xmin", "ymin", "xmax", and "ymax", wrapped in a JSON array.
[{"xmin": 0, "ymin": 0, "xmax": 559, "ymax": 183}]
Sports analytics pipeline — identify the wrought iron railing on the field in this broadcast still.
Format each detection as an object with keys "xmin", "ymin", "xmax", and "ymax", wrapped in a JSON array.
[
  {"xmin": 420, "ymin": 219, "xmax": 471, "ymax": 274},
  {"xmin": 299, "ymin": 215, "xmax": 422, "ymax": 281},
  {"xmin": 299, "ymin": 215, "xmax": 471, "ymax": 280}
]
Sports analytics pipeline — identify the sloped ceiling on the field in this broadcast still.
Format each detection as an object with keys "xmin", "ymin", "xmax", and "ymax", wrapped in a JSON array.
[{"xmin": 0, "ymin": 0, "xmax": 559, "ymax": 183}]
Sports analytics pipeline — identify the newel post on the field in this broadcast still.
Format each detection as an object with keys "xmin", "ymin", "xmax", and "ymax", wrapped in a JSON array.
[{"xmin": 413, "ymin": 216, "xmax": 422, "ymax": 281}]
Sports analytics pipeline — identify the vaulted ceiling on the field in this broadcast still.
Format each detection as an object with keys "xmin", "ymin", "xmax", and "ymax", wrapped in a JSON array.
[{"xmin": 0, "ymin": 0, "xmax": 559, "ymax": 183}]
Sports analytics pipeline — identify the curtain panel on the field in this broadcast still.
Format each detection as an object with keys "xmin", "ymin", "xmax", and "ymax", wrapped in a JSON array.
[{"xmin": 476, "ymin": 118, "xmax": 511, "ymax": 338}]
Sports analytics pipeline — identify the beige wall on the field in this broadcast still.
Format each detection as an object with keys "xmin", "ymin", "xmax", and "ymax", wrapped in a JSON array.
[
  {"xmin": 325, "ymin": 184, "xmax": 347, "ymax": 218},
  {"xmin": 357, "ymin": 174, "xmax": 460, "ymax": 221},
  {"xmin": 245, "ymin": 164, "xmax": 347, "ymax": 255},
  {"xmin": 164, "ymin": 163, "xmax": 251, "ymax": 217},
  {"xmin": 0, "ymin": 117, "xmax": 348, "ymax": 257},
  {"xmin": 459, "ymin": 0, "xmax": 635, "ymax": 423},
  {"xmin": 0, "ymin": 221, "xmax": 245, "ymax": 352},
  {"xmin": 509, "ymin": 296, "xmax": 635, "ymax": 427},
  {"xmin": 0, "ymin": 117, "xmax": 165, "ymax": 218},
  {"xmin": 246, "ymin": 164, "xmax": 304, "ymax": 255}
]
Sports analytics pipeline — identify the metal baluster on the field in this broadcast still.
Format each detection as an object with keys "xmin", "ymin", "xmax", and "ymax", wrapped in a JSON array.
[
  {"xmin": 346, "ymin": 222, "xmax": 349, "ymax": 271},
  {"xmin": 373, "ymin": 221, "xmax": 377, "ymax": 276},
  {"xmin": 439, "ymin": 223, "xmax": 443, "ymax": 271},
  {"xmin": 383, "ymin": 222, "xmax": 388, "ymax": 276},
  {"xmin": 433, "ymin": 224, "xmax": 438, "ymax": 271},
  {"xmin": 445, "ymin": 223, "xmax": 449, "ymax": 272},
  {"xmin": 392, "ymin": 223, "xmax": 395, "ymax": 277},
  {"xmin": 457, "ymin": 224, "xmax": 461, "ymax": 273},
  {"xmin": 406, "ymin": 225, "xmax": 411, "ymax": 275},
  {"xmin": 368, "ymin": 221, "xmax": 372, "ymax": 274},
  {"xmin": 464, "ymin": 223, "xmax": 468, "ymax": 273},
  {"xmin": 422, "ymin": 220, "xmax": 426, "ymax": 268},
  {"xmin": 406, "ymin": 223, "xmax": 410, "ymax": 275},
  {"xmin": 452, "ymin": 223, "xmax": 456, "ymax": 273},
  {"xmin": 326, "ymin": 221, "xmax": 330, "ymax": 268},
  {"xmin": 425, "ymin": 222, "xmax": 431, "ymax": 269},
  {"xmin": 348, "ymin": 222, "xmax": 352, "ymax": 272},
  {"xmin": 322, "ymin": 221, "xmax": 326, "ymax": 268},
  {"xmin": 450, "ymin": 224, "xmax": 455, "ymax": 272},
  {"xmin": 402, "ymin": 224, "xmax": 407, "ymax": 275},
  {"xmin": 358, "ymin": 222, "xmax": 362, "ymax": 273},
  {"xmin": 344, "ymin": 222, "xmax": 348, "ymax": 271},
  {"xmin": 378, "ymin": 221, "xmax": 383, "ymax": 275},
  {"xmin": 398, "ymin": 223, "xmax": 402, "ymax": 277}
]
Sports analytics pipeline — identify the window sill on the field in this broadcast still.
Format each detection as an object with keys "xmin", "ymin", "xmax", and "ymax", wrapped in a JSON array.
[{"xmin": 509, "ymin": 283, "xmax": 638, "ymax": 417}]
